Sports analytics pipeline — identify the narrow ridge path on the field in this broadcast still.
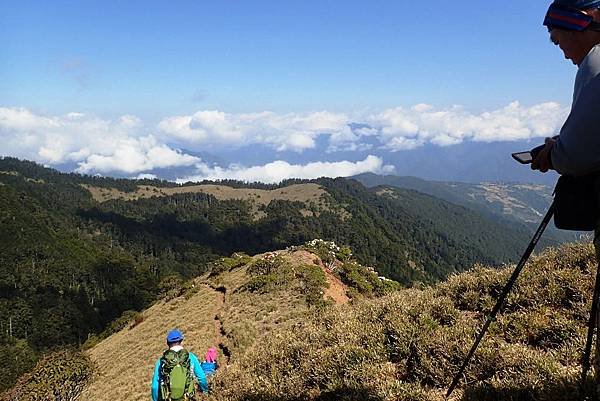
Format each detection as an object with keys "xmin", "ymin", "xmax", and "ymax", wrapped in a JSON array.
[{"xmin": 204, "ymin": 284, "xmax": 231, "ymax": 366}]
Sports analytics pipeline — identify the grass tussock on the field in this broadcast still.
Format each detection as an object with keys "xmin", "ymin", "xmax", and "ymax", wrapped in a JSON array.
[{"xmin": 207, "ymin": 242, "xmax": 596, "ymax": 401}]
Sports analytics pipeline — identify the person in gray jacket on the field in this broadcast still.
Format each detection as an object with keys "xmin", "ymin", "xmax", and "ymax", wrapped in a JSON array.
[
  {"xmin": 532, "ymin": 0, "xmax": 600, "ymax": 394},
  {"xmin": 533, "ymin": 0, "xmax": 600, "ymax": 175}
]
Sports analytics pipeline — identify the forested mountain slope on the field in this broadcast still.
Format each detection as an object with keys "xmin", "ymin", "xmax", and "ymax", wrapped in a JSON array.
[
  {"xmin": 353, "ymin": 173, "xmax": 553, "ymax": 224},
  {"xmin": 0, "ymin": 157, "xmax": 554, "ymax": 390}
]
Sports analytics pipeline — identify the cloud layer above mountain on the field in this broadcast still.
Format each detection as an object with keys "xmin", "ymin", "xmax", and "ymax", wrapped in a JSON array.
[
  {"xmin": 0, "ymin": 101, "xmax": 568, "ymax": 182},
  {"xmin": 158, "ymin": 102, "xmax": 566, "ymax": 153},
  {"xmin": 177, "ymin": 156, "xmax": 395, "ymax": 184}
]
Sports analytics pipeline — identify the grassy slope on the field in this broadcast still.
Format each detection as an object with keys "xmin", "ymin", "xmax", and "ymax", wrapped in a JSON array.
[
  {"xmin": 20, "ymin": 242, "xmax": 595, "ymax": 401},
  {"xmin": 82, "ymin": 182, "xmax": 330, "ymax": 220},
  {"xmin": 79, "ymin": 249, "xmax": 339, "ymax": 401},
  {"xmin": 79, "ymin": 284, "xmax": 219, "ymax": 401},
  {"xmin": 209, "ymin": 243, "xmax": 596, "ymax": 401},
  {"xmin": 353, "ymin": 173, "xmax": 553, "ymax": 224}
]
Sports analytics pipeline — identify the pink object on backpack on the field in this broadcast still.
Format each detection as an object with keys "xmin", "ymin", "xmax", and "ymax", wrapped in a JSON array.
[{"xmin": 205, "ymin": 347, "xmax": 218, "ymax": 363}]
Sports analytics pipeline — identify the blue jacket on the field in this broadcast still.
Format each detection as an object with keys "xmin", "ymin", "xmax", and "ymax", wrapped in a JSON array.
[
  {"xmin": 201, "ymin": 361, "xmax": 218, "ymax": 376},
  {"xmin": 151, "ymin": 349, "xmax": 209, "ymax": 401}
]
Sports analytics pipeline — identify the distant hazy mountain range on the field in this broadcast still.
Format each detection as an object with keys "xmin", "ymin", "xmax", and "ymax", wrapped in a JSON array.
[
  {"xmin": 213, "ymin": 139, "xmax": 560, "ymax": 184},
  {"xmin": 196, "ymin": 138, "xmax": 560, "ymax": 183},
  {"xmin": 352, "ymin": 172, "xmax": 580, "ymax": 243},
  {"xmin": 45, "ymin": 139, "xmax": 560, "ymax": 184},
  {"xmin": 353, "ymin": 173, "xmax": 552, "ymax": 223},
  {"xmin": 374, "ymin": 140, "xmax": 560, "ymax": 185}
]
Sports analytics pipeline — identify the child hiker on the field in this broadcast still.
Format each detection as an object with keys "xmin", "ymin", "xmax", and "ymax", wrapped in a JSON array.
[{"xmin": 201, "ymin": 347, "xmax": 219, "ymax": 377}]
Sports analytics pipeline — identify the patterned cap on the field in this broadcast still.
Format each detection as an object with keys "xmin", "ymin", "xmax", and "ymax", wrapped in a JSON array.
[
  {"xmin": 553, "ymin": 0, "xmax": 600, "ymax": 8},
  {"xmin": 544, "ymin": 1, "xmax": 600, "ymax": 31}
]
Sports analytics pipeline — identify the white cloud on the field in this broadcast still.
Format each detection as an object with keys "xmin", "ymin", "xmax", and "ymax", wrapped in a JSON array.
[
  {"xmin": 159, "ymin": 110, "xmax": 351, "ymax": 153},
  {"xmin": 0, "ymin": 101, "xmax": 569, "ymax": 176},
  {"xmin": 119, "ymin": 114, "xmax": 142, "ymax": 129},
  {"xmin": 177, "ymin": 155, "xmax": 395, "ymax": 184},
  {"xmin": 0, "ymin": 107, "xmax": 199, "ymax": 174},
  {"xmin": 66, "ymin": 112, "xmax": 85, "ymax": 120},
  {"xmin": 367, "ymin": 101, "xmax": 567, "ymax": 151},
  {"xmin": 0, "ymin": 107, "xmax": 60, "ymax": 131},
  {"xmin": 412, "ymin": 103, "xmax": 434, "ymax": 113},
  {"xmin": 136, "ymin": 173, "xmax": 158, "ymax": 180},
  {"xmin": 286, "ymin": 133, "xmax": 315, "ymax": 152},
  {"xmin": 385, "ymin": 137, "xmax": 424, "ymax": 151},
  {"xmin": 76, "ymin": 138, "xmax": 200, "ymax": 174},
  {"xmin": 158, "ymin": 102, "xmax": 566, "ymax": 154}
]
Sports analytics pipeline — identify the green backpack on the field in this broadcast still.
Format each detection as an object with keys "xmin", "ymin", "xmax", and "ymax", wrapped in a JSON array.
[{"xmin": 159, "ymin": 349, "xmax": 195, "ymax": 401}]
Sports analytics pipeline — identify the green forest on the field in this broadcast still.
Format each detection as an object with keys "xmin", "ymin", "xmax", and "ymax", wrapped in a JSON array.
[{"xmin": 0, "ymin": 157, "xmax": 555, "ymax": 390}]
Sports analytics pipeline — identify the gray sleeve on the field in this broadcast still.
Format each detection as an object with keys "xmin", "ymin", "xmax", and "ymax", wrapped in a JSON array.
[{"xmin": 551, "ymin": 74, "xmax": 600, "ymax": 176}]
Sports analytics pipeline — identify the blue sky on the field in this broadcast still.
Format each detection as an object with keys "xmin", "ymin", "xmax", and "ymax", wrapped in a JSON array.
[
  {"xmin": 2, "ymin": 0, "xmax": 574, "ymax": 115},
  {"xmin": 0, "ymin": 1, "xmax": 578, "ymax": 182}
]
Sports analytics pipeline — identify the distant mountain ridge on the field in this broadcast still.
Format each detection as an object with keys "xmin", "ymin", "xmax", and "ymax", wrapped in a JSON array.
[
  {"xmin": 353, "ymin": 173, "xmax": 553, "ymax": 221},
  {"xmin": 352, "ymin": 172, "xmax": 578, "ymax": 242}
]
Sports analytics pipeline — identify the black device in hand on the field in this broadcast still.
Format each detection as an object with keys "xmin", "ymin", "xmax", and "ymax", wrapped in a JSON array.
[{"xmin": 511, "ymin": 144, "xmax": 546, "ymax": 164}]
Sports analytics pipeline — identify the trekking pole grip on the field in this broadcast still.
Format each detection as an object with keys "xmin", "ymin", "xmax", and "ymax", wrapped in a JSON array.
[{"xmin": 445, "ymin": 201, "xmax": 555, "ymax": 399}]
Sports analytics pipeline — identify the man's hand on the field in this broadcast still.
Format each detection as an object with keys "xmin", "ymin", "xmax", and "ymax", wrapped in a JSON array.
[{"xmin": 531, "ymin": 137, "xmax": 556, "ymax": 173}]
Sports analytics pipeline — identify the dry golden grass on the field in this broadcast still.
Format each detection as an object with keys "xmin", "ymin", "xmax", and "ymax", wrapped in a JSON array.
[
  {"xmin": 82, "ymin": 183, "xmax": 326, "ymax": 205},
  {"xmin": 214, "ymin": 250, "xmax": 327, "ymax": 355},
  {"xmin": 210, "ymin": 260, "xmax": 250, "ymax": 290},
  {"xmin": 82, "ymin": 182, "xmax": 332, "ymax": 220},
  {"xmin": 80, "ymin": 248, "xmax": 344, "ymax": 400},
  {"xmin": 207, "ymin": 243, "xmax": 596, "ymax": 401},
  {"xmin": 79, "ymin": 283, "xmax": 221, "ymax": 401},
  {"xmin": 18, "ymin": 240, "xmax": 595, "ymax": 401}
]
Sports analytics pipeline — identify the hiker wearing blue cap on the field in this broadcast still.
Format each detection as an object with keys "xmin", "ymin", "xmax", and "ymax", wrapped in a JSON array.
[
  {"xmin": 533, "ymin": 0, "xmax": 600, "ymax": 395},
  {"xmin": 151, "ymin": 329, "xmax": 209, "ymax": 401}
]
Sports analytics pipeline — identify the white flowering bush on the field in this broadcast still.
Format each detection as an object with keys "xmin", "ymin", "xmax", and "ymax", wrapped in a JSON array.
[{"xmin": 303, "ymin": 239, "xmax": 353, "ymax": 266}]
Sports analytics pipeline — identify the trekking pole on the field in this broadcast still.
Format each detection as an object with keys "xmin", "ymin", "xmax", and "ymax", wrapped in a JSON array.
[
  {"xmin": 446, "ymin": 201, "xmax": 556, "ymax": 399},
  {"xmin": 580, "ymin": 261, "xmax": 600, "ymax": 391}
]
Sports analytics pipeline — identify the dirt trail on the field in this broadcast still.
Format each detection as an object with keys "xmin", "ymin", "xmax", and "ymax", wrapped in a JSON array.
[
  {"xmin": 322, "ymin": 268, "xmax": 350, "ymax": 305},
  {"xmin": 287, "ymin": 250, "xmax": 350, "ymax": 305},
  {"xmin": 205, "ymin": 284, "xmax": 231, "ymax": 366}
]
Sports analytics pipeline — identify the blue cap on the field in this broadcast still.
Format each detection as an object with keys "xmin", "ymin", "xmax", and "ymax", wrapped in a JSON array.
[{"xmin": 166, "ymin": 329, "xmax": 184, "ymax": 343}]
